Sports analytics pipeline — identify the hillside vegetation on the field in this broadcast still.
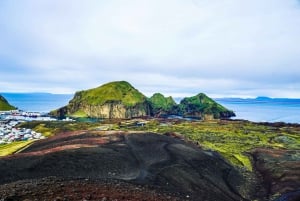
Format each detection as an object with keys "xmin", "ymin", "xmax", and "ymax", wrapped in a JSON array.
[
  {"xmin": 179, "ymin": 93, "xmax": 235, "ymax": 119},
  {"xmin": 149, "ymin": 93, "xmax": 177, "ymax": 116},
  {"xmin": 73, "ymin": 81, "xmax": 147, "ymax": 107},
  {"xmin": 0, "ymin": 95, "xmax": 16, "ymax": 111},
  {"xmin": 51, "ymin": 81, "xmax": 235, "ymax": 119},
  {"xmin": 51, "ymin": 81, "xmax": 150, "ymax": 119}
]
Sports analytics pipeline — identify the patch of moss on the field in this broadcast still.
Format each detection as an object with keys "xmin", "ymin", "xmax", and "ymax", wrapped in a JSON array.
[
  {"xmin": 0, "ymin": 140, "xmax": 34, "ymax": 156},
  {"xmin": 70, "ymin": 110, "xmax": 88, "ymax": 118}
]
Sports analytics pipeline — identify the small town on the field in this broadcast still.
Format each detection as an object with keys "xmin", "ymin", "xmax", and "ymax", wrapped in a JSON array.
[{"xmin": 0, "ymin": 110, "xmax": 56, "ymax": 144}]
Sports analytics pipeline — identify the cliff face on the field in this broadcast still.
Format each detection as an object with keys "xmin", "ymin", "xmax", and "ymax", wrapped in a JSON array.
[
  {"xmin": 179, "ymin": 93, "xmax": 235, "ymax": 119},
  {"xmin": 52, "ymin": 81, "xmax": 150, "ymax": 119},
  {"xmin": 0, "ymin": 95, "xmax": 16, "ymax": 111},
  {"xmin": 67, "ymin": 101, "xmax": 149, "ymax": 119}
]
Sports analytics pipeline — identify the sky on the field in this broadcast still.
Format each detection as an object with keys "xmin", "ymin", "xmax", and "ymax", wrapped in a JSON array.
[{"xmin": 0, "ymin": 0, "xmax": 300, "ymax": 98}]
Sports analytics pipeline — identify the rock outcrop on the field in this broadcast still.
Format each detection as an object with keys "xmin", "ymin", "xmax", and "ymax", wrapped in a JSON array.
[
  {"xmin": 179, "ymin": 93, "xmax": 235, "ymax": 119},
  {"xmin": 0, "ymin": 95, "xmax": 16, "ymax": 111},
  {"xmin": 51, "ymin": 81, "xmax": 151, "ymax": 119}
]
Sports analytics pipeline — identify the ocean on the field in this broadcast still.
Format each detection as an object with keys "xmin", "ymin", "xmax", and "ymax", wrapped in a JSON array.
[
  {"xmin": 1, "ymin": 93, "xmax": 300, "ymax": 124},
  {"xmin": 215, "ymin": 98, "xmax": 300, "ymax": 124},
  {"xmin": 1, "ymin": 93, "xmax": 73, "ymax": 113}
]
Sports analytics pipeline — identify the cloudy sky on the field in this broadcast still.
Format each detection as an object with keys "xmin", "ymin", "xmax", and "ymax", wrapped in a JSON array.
[{"xmin": 1, "ymin": 0, "xmax": 300, "ymax": 98}]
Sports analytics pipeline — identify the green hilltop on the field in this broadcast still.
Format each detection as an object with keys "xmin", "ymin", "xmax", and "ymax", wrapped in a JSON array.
[
  {"xmin": 0, "ymin": 95, "xmax": 16, "ymax": 111},
  {"xmin": 149, "ymin": 93, "xmax": 177, "ymax": 116},
  {"xmin": 52, "ymin": 81, "xmax": 235, "ymax": 119},
  {"xmin": 52, "ymin": 81, "xmax": 150, "ymax": 118},
  {"xmin": 180, "ymin": 93, "xmax": 235, "ymax": 119},
  {"xmin": 71, "ymin": 81, "xmax": 147, "ymax": 107}
]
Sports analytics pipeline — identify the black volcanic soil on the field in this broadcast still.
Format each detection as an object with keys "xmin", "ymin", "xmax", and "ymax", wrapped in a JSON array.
[
  {"xmin": 0, "ymin": 177, "xmax": 183, "ymax": 201},
  {"xmin": 0, "ymin": 131, "xmax": 252, "ymax": 201},
  {"xmin": 251, "ymin": 148, "xmax": 300, "ymax": 201}
]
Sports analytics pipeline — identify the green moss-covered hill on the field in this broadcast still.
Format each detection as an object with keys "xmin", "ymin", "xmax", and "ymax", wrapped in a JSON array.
[
  {"xmin": 179, "ymin": 93, "xmax": 235, "ymax": 119},
  {"xmin": 0, "ymin": 95, "xmax": 16, "ymax": 111},
  {"xmin": 73, "ymin": 81, "xmax": 146, "ymax": 107},
  {"xmin": 51, "ymin": 81, "xmax": 151, "ymax": 119},
  {"xmin": 51, "ymin": 81, "xmax": 235, "ymax": 120},
  {"xmin": 149, "ymin": 93, "xmax": 178, "ymax": 117}
]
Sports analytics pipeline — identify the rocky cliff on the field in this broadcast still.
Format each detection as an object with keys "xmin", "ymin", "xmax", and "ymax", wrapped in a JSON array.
[
  {"xmin": 0, "ymin": 95, "xmax": 16, "ymax": 111},
  {"xmin": 51, "ymin": 81, "xmax": 151, "ymax": 119}
]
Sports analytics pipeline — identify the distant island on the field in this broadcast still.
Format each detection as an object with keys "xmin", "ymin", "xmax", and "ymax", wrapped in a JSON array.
[{"xmin": 50, "ymin": 81, "xmax": 235, "ymax": 120}]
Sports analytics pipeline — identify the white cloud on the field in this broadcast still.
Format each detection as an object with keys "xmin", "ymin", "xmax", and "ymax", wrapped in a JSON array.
[{"xmin": 0, "ymin": 0, "xmax": 300, "ymax": 97}]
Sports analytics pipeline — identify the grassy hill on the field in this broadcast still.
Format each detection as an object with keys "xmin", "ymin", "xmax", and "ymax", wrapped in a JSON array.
[
  {"xmin": 71, "ymin": 81, "xmax": 147, "ymax": 107},
  {"xmin": 180, "ymin": 93, "xmax": 235, "ymax": 119},
  {"xmin": 51, "ymin": 81, "xmax": 235, "ymax": 120},
  {"xmin": 149, "ymin": 93, "xmax": 177, "ymax": 116},
  {"xmin": 0, "ymin": 95, "xmax": 16, "ymax": 111},
  {"xmin": 52, "ymin": 81, "xmax": 150, "ymax": 118}
]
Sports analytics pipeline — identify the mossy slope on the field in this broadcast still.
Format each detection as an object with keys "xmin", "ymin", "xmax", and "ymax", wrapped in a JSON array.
[
  {"xmin": 72, "ymin": 81, "xmax": 146, "ymax": 107},
  {"xmin": 0, "ymin": 95, "xmax": 16, "ymax": 111},
  {"xmin": 51, "ymin": 81, "xmax": 234, "ymax": 120},
  {"xmin": 179, "ymin": 93, "xmax": 235, "ymax": 119},
  {"xmin": 149, "ymin": 93, "xmax": 177, "ymax": 116},
  {"xmin": 51, "ymin": 81, "xmax": 150, "ymax": 119}
]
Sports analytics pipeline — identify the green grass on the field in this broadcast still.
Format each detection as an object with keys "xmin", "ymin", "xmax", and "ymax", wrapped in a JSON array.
[
  {"xmin": 0, "ymin": 140, "xmax": 34, "ymax": 156},
  {"xmin": 0, "ymin": 95, "xmax": 16, "ymax": 111},
  {"xmin": 149, "ymin": 93, "xmax": 176, "ymax": 111},
  {"xmin": 70, "ymin": 110, "xmax": 88, "ymax": 118},
  {"xmin": 179, "ymin": 93, "xmax": 235, "ymax": 118},
  {"xmin": 71, "ymin": 81, "xmax": 146, "ymax": 107}
]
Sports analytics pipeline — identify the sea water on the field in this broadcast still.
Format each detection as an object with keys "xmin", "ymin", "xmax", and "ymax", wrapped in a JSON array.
[
  {"xmin": 216, "ymin": 98, "xmax": 300, "ymax": 124},
  {"xmin": 1, "ymin": 93, "xmax": 300, "ymax": 123},
  {"xmin": 1, "ymin": 93, "xmax": 73, "ymax": 113}
]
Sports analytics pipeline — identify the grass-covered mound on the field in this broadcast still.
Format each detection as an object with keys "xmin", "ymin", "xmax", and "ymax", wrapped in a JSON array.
[
  {"xmin": 73, "ymin": 81, "xmax": 147, "ymax": 107},
  {"xmin": 149, "ymin": 93, "xmax": 178, "ymax": 116},
  {"xmin": 51, "ymin": 81, "xmax": 150, "ymax": 118},
  {"xmin": 0, "ymin": 95, "xmax": 16, "ymax": 111},
  {"xmin": 51, "ymin": 81, "xmax": 235, "ymax": 120},
  {"xmin": 179, "ymin": 93, "xmax": 235, "ymax": 119}
]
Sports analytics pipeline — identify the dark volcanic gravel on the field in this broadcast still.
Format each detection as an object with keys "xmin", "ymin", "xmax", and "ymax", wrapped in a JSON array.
[
  {"xmin": 0, "ymin": 177, "xmax": 184, "ymax": 201},
  {"xmin": 0, "ymin": 131, "xmax": 254, "ymax": 201}
]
